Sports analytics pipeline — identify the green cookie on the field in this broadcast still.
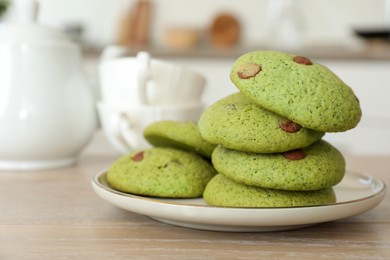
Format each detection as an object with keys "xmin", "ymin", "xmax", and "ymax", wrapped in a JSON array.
[
  {"xmin": 203, "ymin": 174, "xmax": 336, "ymax": 208},
  {"xmin": 198, "ymin": 92, "xmax": 324, "ymax": 153},
  {"xmin": 107, "ymin": 147, "xmax": 216, "ymax": 198},
  {"xmin": 212, "ymin": 140, "xmax": 345, "ymax": 191},
  {"xmin": 230, "ymin": 50, "xmax": 362, "ymax": 132},
  {"xmin": 143, "ymin": 120, "xmax": 216, "ymax": 158}
]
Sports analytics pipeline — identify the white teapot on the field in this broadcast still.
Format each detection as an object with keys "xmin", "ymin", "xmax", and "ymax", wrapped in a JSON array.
[{"xmin": 0, "ymin": 0, "xmax": 97, "ymax": 170}]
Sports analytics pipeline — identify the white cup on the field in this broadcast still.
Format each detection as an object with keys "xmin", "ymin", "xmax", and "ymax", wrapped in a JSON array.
[
  {"xmin": 99, "ymin": 51, "xmax": 206, "ymax": 106},
  {"xmin": 97, "ymin": 102, "xmax": 204, "ymax": 153}
]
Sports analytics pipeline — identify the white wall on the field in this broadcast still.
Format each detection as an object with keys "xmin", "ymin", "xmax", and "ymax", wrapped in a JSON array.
[{"xmin": 8, "ymin": 0, "xmax": 386, "ymax": 48}]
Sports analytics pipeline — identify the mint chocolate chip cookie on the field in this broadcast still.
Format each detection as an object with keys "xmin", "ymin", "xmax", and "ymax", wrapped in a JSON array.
[
  {"xmin": 230, "ymin": 50, "xmax": 362, "ymax": 132},
  {"xmin": 107, "ymin": 147, "xmax": 216, "ymax": 198},
  {"xmin": 198, "ymin": 92, "xmax": 324, "ymax": 153},
  {"xmin": 211, "ymin": 140, "xmax": 345, "ymax": 191},
  {"xmin": 203, "ymin": 174, "xmax": 336, "ymax": 208},
  {"xmin": 143, "ymin": 120, "xmax": 216, "ymax": 158}
]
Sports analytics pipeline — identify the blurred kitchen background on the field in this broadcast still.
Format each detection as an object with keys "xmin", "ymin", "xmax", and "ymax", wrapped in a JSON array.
[
  {"xmin": 1, "ymin": 0, "xmax": 390, "ymax": 156},
  {"xmin": 1, "ymin": 0, "xmax": 386, "ymax": 50}
]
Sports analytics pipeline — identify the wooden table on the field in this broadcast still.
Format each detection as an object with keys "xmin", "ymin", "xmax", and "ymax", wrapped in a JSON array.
[{"xmin": 1, "ymin": 131, "xmax": 389, "ymax": 259}]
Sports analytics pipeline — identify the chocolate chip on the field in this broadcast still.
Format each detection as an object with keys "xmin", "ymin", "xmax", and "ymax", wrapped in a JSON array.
[
  {"xmin": 293, "ymin": 56, "xmax": 313, "ymax": 65},
  {"xmin": 282, "ymin": 149, "xmax": 306, "ymax": 160},
  {"xmin": 237, "ymin": 63, "xmax": 261, "ymax": 79},
  {"xmin": 279, "ymin": 119, "xmax": 302, "ymax": 133},
  {"xmin": 131, "ymin": 151, "xmax": 144, "ymax": 162}
]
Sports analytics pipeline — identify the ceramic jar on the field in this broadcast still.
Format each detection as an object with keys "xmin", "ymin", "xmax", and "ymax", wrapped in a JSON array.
[{"xmin": 0, "ymin": 0, "xmax": 97, "ymax": 170}]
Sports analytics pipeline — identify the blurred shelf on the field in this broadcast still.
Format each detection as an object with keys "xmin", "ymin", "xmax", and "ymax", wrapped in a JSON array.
[{"xmin": 83, "ymin": 42, "xmax": 390, "ymax": 61}]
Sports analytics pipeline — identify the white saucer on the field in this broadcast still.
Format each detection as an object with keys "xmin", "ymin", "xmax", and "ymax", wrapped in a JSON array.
[{"xmin": 91, "ymin": 170, "xmax": 385, "ymax": 232}]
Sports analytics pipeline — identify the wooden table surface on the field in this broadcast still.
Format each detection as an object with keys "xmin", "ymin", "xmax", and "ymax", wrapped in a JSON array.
[{"xmin": 1, "ymin": 131, "xmax": 389, "ymax": 259}]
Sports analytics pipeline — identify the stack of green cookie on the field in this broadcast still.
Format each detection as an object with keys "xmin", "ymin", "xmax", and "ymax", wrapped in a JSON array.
[{"xmin": 199, "ymin": 50, "xmax": 362, "ymax": 208}]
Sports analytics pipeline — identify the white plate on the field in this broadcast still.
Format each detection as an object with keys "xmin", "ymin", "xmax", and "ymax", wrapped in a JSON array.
[{"xmin": 91, "ymin": 170, "xmax": 386, "ymax": 232}]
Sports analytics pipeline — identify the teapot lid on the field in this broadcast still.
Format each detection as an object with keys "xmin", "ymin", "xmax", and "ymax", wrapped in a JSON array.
[{"xmin": 0, "ymin": 0, "xmax": 74, "ymax": 47}]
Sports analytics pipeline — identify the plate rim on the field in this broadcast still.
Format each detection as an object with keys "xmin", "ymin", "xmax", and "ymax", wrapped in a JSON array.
[
  {"xmin": 92, "ymin": 170, "xmax": 386, "ymax": 210},
  {"xmin": 91, "ymin": 170, "xmax": 386, "ymax": 231}
]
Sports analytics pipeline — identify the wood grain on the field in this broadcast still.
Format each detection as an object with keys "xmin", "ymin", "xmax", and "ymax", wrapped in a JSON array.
[{"xmin": 1, "ymin": 132, "xmax": 389, "ymax": 259}]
